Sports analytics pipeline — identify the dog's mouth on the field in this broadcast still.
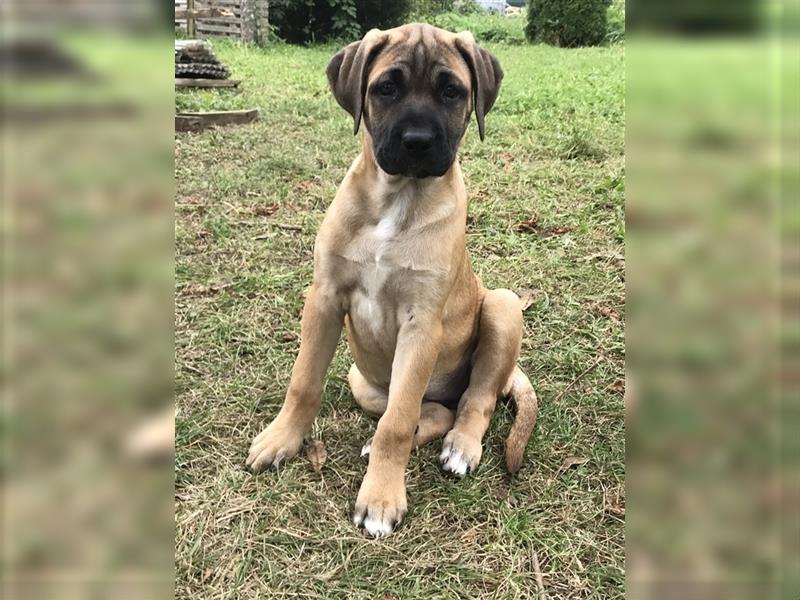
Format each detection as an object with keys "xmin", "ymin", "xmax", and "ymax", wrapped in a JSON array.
[
  {"xmin": 374, "ymin": 143, "xmax": 455, "ymax": 179},
  {"xmin": 371, "ymin": 118, "xmax": 457, "ymax": 179}
]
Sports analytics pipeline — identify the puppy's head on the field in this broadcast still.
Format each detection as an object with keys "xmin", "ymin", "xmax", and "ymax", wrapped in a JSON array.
[{"xmin": 326, "ymin": 24, "xmax": 503, "ymax": 179}]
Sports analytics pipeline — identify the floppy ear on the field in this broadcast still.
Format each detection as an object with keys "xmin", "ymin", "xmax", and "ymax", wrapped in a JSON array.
[
  {"xmin": 326, "ymin": 29, "xmax": 387, "ymax": 135},
  {"xmin": 455, "ymin": 32, "xmax": 503, "ymax": 141}
]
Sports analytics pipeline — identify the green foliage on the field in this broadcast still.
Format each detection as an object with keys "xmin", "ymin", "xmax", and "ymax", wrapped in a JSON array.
[
  {"xmin": 269, "ymin": 0, "xmax": 411, "ymax": 44},
  {"xmin": 606, "ymin": 0, "xmax": 625, "ymax": 43},
  {"xmin": 454, "ymin": 0, "xmax": 483, "ymax": 15},
  {"xmin": 268, "ymin": 0, "xmax": 330, "ymax": 44},
  {"xmin": 626, "ymin": 0, "xmax": 762, "ymax": 34},
  {"xmin": 526, "ymin": 0, "xmax": 612, "ymax": 47},
  {"xmin": 410, "ymin": 0, "xmax": 454, "ymax": 18},
  {"xmin": 331, "ymin": 0, "xmax": 362, "ymax": 40},
  {"xmin": 427, "ymin": 11, "xmax": 527, "ymax": 45},
  {"xmin": 354, "ymin": 0, "xmax": 413, "ymax": 31}
]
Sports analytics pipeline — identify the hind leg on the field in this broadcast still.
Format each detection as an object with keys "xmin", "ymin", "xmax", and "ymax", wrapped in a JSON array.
[
  {"xmin": 414, "ymin": 402, "xmax": 456, "ymax": 447},
  {"xmin": 440, "ymin": 289, "xmax": 522, "ymax": 476},
  {"xmin": 350, "ymin": 364, "xmax": 455, "ymax": 457},
  {"xmin": 348, "ymin": 364, "xmax": 388, "ymax": 418}
]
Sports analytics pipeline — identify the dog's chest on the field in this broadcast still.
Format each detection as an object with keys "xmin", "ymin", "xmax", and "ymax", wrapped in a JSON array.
[
  {"xmin": 340, "ymin": 189, "xmax": 441, "ymax": 342},
  {"xmin": 347, "ymin": 204, "xmax": 412, "ymax": 338}
]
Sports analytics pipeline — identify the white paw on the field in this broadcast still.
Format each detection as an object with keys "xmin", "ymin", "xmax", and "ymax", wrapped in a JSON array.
[
  {"xmin": 352, "ymin": 474, "xmax": 407, "ymax": 538},
  {"xmin": 440, "ymin": 446, "xmax": 470, "ymax": 475},
  {"xmin": 352, "ymin": 512, "xmax": 394, "ymax": 538},
  {"xmin": 440, "ymin": 430, "xmax": 482, "ymax": 477},
  {"xmin": 360, "ymin": 438, "xmax": 372, "ymax": 460}
]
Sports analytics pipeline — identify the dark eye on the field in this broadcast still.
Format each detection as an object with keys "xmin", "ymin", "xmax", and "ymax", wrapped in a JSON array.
[
  {"xmin": 443, "ymin": 84, "xmax": 461, "ymax": 99},
  {"xmin": 377, "ymin": 81, "xmax": 397, "ymax": 96}
]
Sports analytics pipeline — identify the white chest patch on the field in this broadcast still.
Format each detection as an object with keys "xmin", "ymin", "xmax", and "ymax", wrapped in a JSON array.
[
  {"xmin": 373, "ymin": 185, "xmax": 414, "ymax": 262},
  {"xmin": 349, "ymin": 185, "xmax": 415, "ymax": 339}
]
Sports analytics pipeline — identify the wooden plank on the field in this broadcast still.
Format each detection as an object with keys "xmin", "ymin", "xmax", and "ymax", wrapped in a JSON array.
[
  {"xmin": 195, "ymin": 28, "xmax": 241, "ymax": 38},
  {"xmin": 175, "ymin": 78, "xmax": 241, "ymax": 88},
  {"xmin": 197, "ymin": 0, "xmax": 241, "ymax": 6},
  {"xmin": 195, "ymin": 5, "xmax": 242, "ymax": 16},
  {"xmin": 197, "ymin": 17, "xmax": 241, "ymax": 25},
  {"xmin": 186, "ymin": 0, "xmax": 196, "ymax": 37},
  {"xmin": 196, "ymin": 23, "xmax": 241, "ymax": 34},
  {"xmin": 176, "ymin": 7, "xmax": 235, "ymax": 18},
  {"xmin": 191, "ymin": 16, "xmax": 240, "ymax": 23},
  {"xmin": 175, "ymin": 109, "xmax": 258, "ymax": 133}
]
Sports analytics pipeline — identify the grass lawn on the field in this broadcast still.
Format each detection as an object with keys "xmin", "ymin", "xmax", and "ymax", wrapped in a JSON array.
[{"xmin": 175, "ymin": 36, "xmax": 625, "ymax": 599}]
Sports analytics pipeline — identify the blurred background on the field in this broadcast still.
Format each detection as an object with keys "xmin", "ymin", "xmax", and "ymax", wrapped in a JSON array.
[
  {"xmin": 1, "ymin": 0, "xmax": 797, "ymax": 598},
  {"xmin": 1, "ymin": 0, "xmax": 175, "ymax": 598},
  {"xmin": 626, "ymin": 1, "xmax": 798, "ymax": 599}
]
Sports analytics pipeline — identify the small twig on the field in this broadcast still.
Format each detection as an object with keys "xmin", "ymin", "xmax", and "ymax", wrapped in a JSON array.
[
  {"xmin": 552, "ymin": 356, "xmax": 603, "ymax": 404},
  {"xmin": 578, "ymin": 251, "xmax": 624, "ymax": 263},
  {"xmin": 181, "ymin": 363, "xmax": 204, "ymax": 376},
  {"xmin": 532, "ymin": 550, "xmax": 546, "ymax": 599},
  {"xmin": 254, "ymin": 223, "xmax": 303, "ymax": 239}
]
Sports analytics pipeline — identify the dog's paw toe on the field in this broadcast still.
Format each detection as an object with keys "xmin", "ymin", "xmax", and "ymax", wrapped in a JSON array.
[
  {"xmin": 440, "ymin": 431, "xmax": 481, "ymax": 477},
  {"xmin": 246, "ymin": 422, "xmax": 304, "ymax": 472},
  {"xmin": 353, "ymin": 506, "xmax": 402, "ymax": 539},
  {"xmin": 360, "ymin": 438, "xmax": 372, "ymax": 461},
  {"xmin": 363, "ymin": 514, "xmax": 393, "ymax": 538},
  {"xmin": 440, "ymin": 447, "xmax": 470, "ymax": 476},
  {"xmin": 352, "ymin": 476, "xmax": 406, "ymax": 538}
]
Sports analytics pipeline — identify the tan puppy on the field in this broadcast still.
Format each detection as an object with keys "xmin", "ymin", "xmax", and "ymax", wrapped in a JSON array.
[{"xmin": 247, "ymin": 23, "xmax": 538, "ymax": 538}]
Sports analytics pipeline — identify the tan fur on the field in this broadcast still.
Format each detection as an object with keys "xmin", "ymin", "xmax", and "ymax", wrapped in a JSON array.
[{"xmin": 247, "ymin": 23, "xmax": 538, "ymax": 537}]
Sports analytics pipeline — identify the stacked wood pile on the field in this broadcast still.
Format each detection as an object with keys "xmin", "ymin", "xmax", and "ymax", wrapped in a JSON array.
[
  {"xmin": 175, "ymin": 0, "xmax": 269, "ymax": 46},
  {"xmin": 175, "ymin": 39, "xmax": 257, "ymax": 132},
  {"xmin": 175, "ymin": 40, "xmax": 230, "ymax": 80}
]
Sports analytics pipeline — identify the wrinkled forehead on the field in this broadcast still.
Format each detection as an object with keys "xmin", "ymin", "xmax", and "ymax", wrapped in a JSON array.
[{"xmin": 368, "ymin": 26, "xmax": 471, "ymax": 89}]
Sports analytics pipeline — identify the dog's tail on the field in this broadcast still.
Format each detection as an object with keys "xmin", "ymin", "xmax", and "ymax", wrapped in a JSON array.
[{"xmin": 503, "ymin": 365, "xmax": 538, "ymax": 475}]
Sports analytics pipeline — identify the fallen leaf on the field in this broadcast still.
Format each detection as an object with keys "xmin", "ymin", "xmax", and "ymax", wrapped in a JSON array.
[
  {"xmin": 461, "ymin": 526, "xmax": 478, "ymax": 544},
  {"xmin": 254, "ymin": 203, "xmax": 279, "ymax": 217},
  {"xmin": 605, "ymin": 490, "xmax": 626, "ymax": 517},
  {"xmin": 500, "ymin": 152, "xmax": 514, "ymax": 162},
  {"xmin": 609, "ymin": 380, "xmax": 625, "ymax": 394},
  {"xmin": 494, "ymin": 479, "xmax": 510, "ymax": 500},
  {"xmin": 294, "ymin": 179, "xmax": 317, "ymax": 192},
  {"xmin": 560, "ymin": 456, "xmax": 590, "ymax": 470},
  {"xmin": 306, "ymin": 440, "xmax": 327, "ymax": 472},
  {"xmin": 179, "ymin": 282, "xmax": 232, "ymax": 298},
  {"xmin": 516, "ymin": 288, "xmax": 542, "ymax": 311},
  {"xmin": 596, "ymin": 305, "xmax": 620, "ymax": 321},
  {"xmin": 544, "ymin": 225, "xmax": 576, "ymax": 236},
  {"xmin": 503, "ymin": 162, "xmax": 513, "ymax": 174},
  {"xmin": 516, "ymin": 216, "xmax": 540, "ymax": 233},
  {"xmin": 179, "ymin": 194, "xmax": 206, "ymax": 206}
]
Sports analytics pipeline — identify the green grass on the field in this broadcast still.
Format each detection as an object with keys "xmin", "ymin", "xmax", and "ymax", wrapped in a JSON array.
[
  {"xmin": 175, "ymin": 38, "xmax": 624, "ymax": 599},
  {"xmin": 423, "ymin": 11, "xmax": 529, "ymax": 45}
]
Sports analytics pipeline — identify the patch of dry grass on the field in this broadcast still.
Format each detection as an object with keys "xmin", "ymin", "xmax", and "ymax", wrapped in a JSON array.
[{"xmin": 176, "ymin": 40, "xmax": 624, "ymax": 599}]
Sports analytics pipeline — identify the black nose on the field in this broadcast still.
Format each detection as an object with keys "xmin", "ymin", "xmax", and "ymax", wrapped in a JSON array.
[{"xmin": 401, "ymin": 128, "xmax": 434, "ymax": 154}]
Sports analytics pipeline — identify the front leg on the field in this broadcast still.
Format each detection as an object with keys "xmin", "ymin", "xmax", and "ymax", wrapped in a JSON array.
[
  {"xmin": 352, "ymin": 317, "xmax": 442, "ymax": 538},
  {"xmin": 247, "ymin": 283, "xmax": 343, "ymax": 471}
]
